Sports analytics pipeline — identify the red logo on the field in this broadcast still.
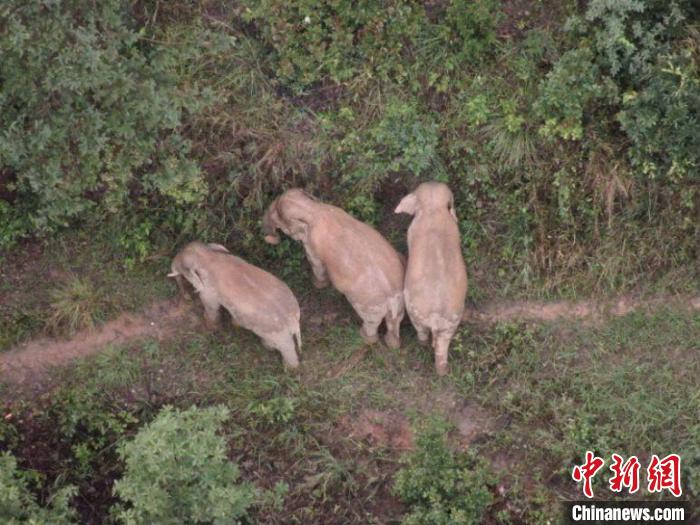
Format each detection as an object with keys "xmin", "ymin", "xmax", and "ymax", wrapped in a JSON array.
[
  {"xmin": 647, "ymin": 454, "xmax": 682, "ymax": 497},
  {"xmin": 573, "ymin": 453, "xmax": 682, "ymax": 498},
  {"xmin": 609, "ymin": 454, "xmax": 640, "ymax": 494},
  {"xmin": 572, "ymin": 451, "xmax": 605, "ymax": 498}
]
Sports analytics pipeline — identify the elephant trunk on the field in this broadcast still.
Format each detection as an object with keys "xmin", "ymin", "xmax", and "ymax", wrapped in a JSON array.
[{"xmin": 262, "ymin": 201, "xmax": 281, "ymax": 245}]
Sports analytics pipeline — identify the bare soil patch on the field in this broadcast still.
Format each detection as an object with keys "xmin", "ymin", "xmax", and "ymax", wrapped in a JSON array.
[
  {"xmin": 464, "ymin": 294, "xmax": 700, "ymax": 324},
  {"xmin": 453, "ymin": 401, "xmax": 497, "ymax": 446},
  {"xmin": 0, "ymin": 299, "xmax": 196, "ymax": 384},
  {"xmin": 341, "ymin": 409, "xmax": 415, "ymax": 451}
]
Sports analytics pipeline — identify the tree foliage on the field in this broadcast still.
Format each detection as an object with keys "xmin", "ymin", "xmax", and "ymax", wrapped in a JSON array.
[
  {"xmin": 0, "ymin": 452, "xmax": 77, "ymax": 525},
  {"xmin": 113, "ymin": 405, "xmax": 257, "ymax": 525},
  {"xmin": 394, "ymin": 423, "xmax": 494, "ymax": 525},
  {"xmin": 0, "ymin": 0, "xmax": 206, "ymax": 240}
]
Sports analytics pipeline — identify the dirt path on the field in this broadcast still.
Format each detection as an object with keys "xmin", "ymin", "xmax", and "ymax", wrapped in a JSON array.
[
  {"xmin": 0, "ymin": 299, "xmax": 195, "ymax": 384},
  {"xmin": 1, "ymin": 294, "xmax": 698, "ymax": 384},
  {"xmin": 464, "ymin": 294, "xmax": 700, "ymax": 324}
]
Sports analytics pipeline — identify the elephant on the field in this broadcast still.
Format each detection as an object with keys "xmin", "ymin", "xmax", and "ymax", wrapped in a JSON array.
[
  {"xmin": 263, "ymin": 189, "xmax": 405, "ymax": 348},
  {"xmin": 168, "ymin": 241, "xmax": 301, "ymax": 368},
  {"xmin": 395, "ymin": 182, "xmax": 467, "ymax": 375}
]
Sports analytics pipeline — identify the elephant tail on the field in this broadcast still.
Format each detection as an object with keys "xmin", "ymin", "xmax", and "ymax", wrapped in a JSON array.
[{"xmin": 292, "ymin": 324, "xmax": 302, "ymax": 354}]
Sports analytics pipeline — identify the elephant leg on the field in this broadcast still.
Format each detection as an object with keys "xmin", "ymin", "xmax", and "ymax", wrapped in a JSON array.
[
  {"xmin": 360, "ymin": 319, "xmax": 381, "ymax": 344},
  {"xmin": 415, "ymin": 324, "xmax": 430, "ymax": 344},
  {"xmin": 199, "ymin": 291, "xmax": 220, "ymax": 330},
  {"xmin": 278, "ymin": 336, "xmax": 300, "ymax": 369},
  {"xmin": 263, "ymin": 333, "xmax": 299, "ymax": 369},
  {"xmin": 433, "ymin": 330, "xmax": 454, "ymax": 376},
  {"xmin": 383, "ymin": 309, "xmax": 403, "ymax": 349},
  {"xmin": 303, "ymin": 245, "xmax": 330, "ymax": 288},
  {"xmin": 354, "ymin": 302, "xmax": 385, "ymax": 345}
]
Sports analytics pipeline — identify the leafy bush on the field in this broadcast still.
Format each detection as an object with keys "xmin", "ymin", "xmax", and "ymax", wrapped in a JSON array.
[
  {"xmin": 578, "ymin": 0, "xmax": 699, "ymax": 184},
  {"xmin": 335, "ymin": 98, "xmax": 441, "ymax": 218},
  {"xmin": 0, "ymin": 201, "xmax": 28, "ymax": 248},
  {"xmin": 524, "ymin": 0, "xmax": 699, "ymax": 288},
  {"xmin": 394, "ymin": 423, "xmax": 494, "ymax": 525},
  {"xmin": 579, "ymin": 0, "xmax": 688, "ymax": 79},
  {"xmin": 0, "ymin": 452, "xmax": 77, "ymax": 524},
  {"xmin": 537, "ymin": 0, "xmax": 699, "ymax": 179},
  {"xmin": 413, "ymin": 0, "xmax": 498, "ymax": 92},
  {"xmin": 113, "ymin": 405, "xmax": 258, "ymax": 525},
  {"xmin": 0, "ymin": 0, "xmax": 207, "ymax": 240},
  {"xmin": 240, "ymin": 0, "xmax": 422, "ymax": 91},
  {"xmin": 618, "ymin": 34, "xmax": 700, "ymax": 183},
  {"xmin": 53, "ymin": 386, "xmax": 137, "ymax": 484},
  {"xmin": 241, "ymin": 0, "xmax": 498, "ymax": 93},
  {"xmin": 535, "ymin": 48, "xmax": 617, "ymax": 141}
]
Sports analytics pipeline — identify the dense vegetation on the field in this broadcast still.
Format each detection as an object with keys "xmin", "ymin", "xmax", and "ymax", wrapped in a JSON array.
[
  {"xmin": 1, "ymin": 0, "xmax": 699, "ymax": 523},
  {"xmin": 2, "ymin": 0, "xmax": 698, "ymax": 294}
]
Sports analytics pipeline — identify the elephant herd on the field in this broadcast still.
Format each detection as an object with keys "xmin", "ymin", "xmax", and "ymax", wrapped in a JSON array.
[{"xmin": 168, "ymin": 181, "xmax": 468, "ymax": 375}]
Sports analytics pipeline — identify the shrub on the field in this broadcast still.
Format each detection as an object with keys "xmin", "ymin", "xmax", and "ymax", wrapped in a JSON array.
[
  {"xmin": 577, "ymin": 0, "xmax": 699, "ymax": 184},
  {"xmin": 53, "ymin": 386, "xmax": 137, "ymax": 484},
  {"xmin": 580, "ymin": 0, "xmax": 688, "ymax": 80},
  {"xmin": 0, "ymin": 0, "xmax": 207, "ymax": 241},
  {"xmin": 332, "ymin": 98, "xmax": 441, "ymax": 220},
  {"xmin": 414, "ymin": 0, "xmax": 499, "ymax": 92},
  {"xmin": 618, "ymin": 35, "xmax": 700, "ymax": 183},
  {"xmin": 242, "ymin": 0, "xmax": 498, "ymax": 94},
  {"xmin": 240, "ymin": 0, "xmax": 422, "ymax": 91},
  {"xmin": 535, "ymin": 48, "xmax": 617, "ymax": 141},
  {"xmin": 247, "ymin": 396, "xmax": 298, "ymax": 427},
  {"xmin": 47, "ymin": 276, "xmax": 105, "ymax": 336},
  {"xmin": 537, "ymin": 0, "xmax": 699, "ymax": 181},
  {"xmin": 0, "ymin": 452, "xmax": 77, "ymax": 524},
  {"xmin": 529, "ymin": 0, "xmax": 699, "ymax": 280},
  {"xmin": 394, "ymin": 422, "xmax": 494, "ymax": 525},
  {"xmin": 113, "ymin": 405, "xmax": 258, "ymax": 525}
]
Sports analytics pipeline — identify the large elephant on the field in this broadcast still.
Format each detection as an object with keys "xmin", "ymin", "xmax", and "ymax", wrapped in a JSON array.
[
  {"xmin": 395, "ymin": 182, "xmax": 467, "ymax": 375},
  {"xmin": 168, "ymin": 241, "xmax": 301, "ymax": 368},
  {"xmin": 263, "ymin": 189, "xmax": 405, "ymax": 348}
]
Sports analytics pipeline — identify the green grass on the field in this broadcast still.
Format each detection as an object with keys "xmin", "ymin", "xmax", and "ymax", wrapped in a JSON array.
[
  {"xmin": 0, "ymin": 229, "xmax": 173, "ymax": 349},
  {"xmin": 2, "ymin": 300, "xmax": 698, "ymax": 523},
  {"xmin": 449, "ymin": 309, "xmax": 700, "ymax": 520}
]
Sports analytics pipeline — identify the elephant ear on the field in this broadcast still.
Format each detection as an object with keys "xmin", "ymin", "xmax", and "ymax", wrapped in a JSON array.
[
  {"xmin": 207, "ymin": 243, "xmax": 229, "ymax": 253},
  {"xmin": 395, "ymin": 193, "xmax": 418, "ymax": 215}
]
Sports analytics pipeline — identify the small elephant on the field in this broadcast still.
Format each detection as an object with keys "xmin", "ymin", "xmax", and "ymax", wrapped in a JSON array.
[
  {"xmin": 263, "ymin": 189, "xmax": 405, "ymax": 348},
  {"xmin": 168, "ymin": 241, "xmax": 301, "ymax": 368},
  {"xmin": 395, "ymin": 182, "xmax": 467, "ymax": 375}
]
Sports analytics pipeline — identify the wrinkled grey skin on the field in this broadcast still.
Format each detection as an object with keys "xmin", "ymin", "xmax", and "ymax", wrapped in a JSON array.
[
  {"xmin": 395, "ymin": 182, "xmax": 467, "ymax": 375},
  {"xmin": 263, "ymin": 189, "xmax": 405, "ymax": 348},
  {"xmin": 168, "ymin": 241, "xmax": 301, "ymax": 368}
]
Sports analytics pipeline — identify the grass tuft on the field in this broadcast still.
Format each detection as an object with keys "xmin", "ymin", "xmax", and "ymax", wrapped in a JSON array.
[{"xmin": 48, "ymin": 276, "xmax": 105, "ymax": 336}]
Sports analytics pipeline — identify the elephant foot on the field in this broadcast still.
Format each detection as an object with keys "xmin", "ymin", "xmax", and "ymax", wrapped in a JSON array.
[
  {"xmin": 203, "ymin": 318, "xmax": 219, "ymax": 331},
  {"xmin": 313, "ymin": 277, "xmax": 330, "ymax": 289},
  {"xmin": 360, "ymin": 328, "xmax": 379, "ymax": 345},
  {"xmin": 417, "ymin": 331, "xmax": 430, "ymax": 345},
  {"xmin": 384, "ymin": 332, "xmax": 400, "ymax": 349}
]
